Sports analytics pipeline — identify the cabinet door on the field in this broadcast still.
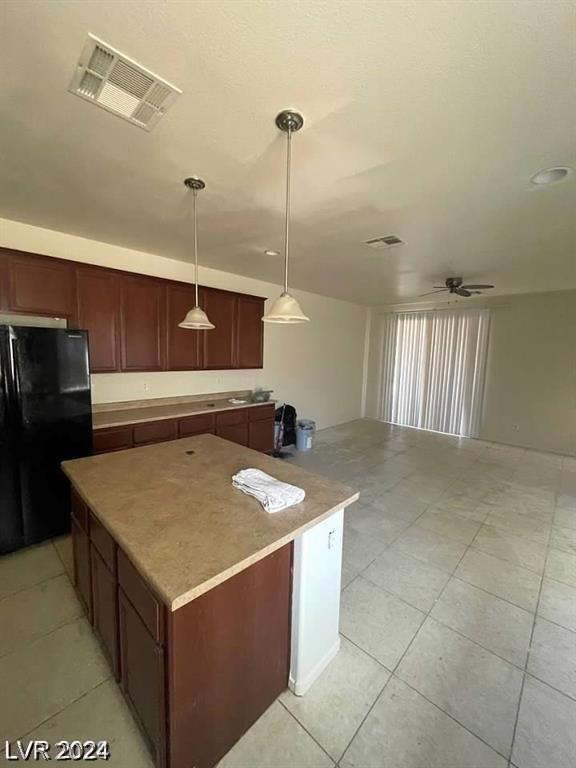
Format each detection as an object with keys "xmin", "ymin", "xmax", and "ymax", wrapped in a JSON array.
[
  {"xmin": 76, "ymin": 268, "xmax": 120, "ymax": 372},
  {"xmin": 91, "ymin": 545, "xmax": 119, "ymax": 679},
  {"xmin": 237, "ymin": 296, "xmax": 264, "ymax": 368},
  {"xmin": 202, "ymin": 289, "xmax": 237, "ymax": 369},
  {"xmin": 71, "ymin": 517, "xmax": 92, "ymax": 620},
  {"xmin": 216, "ymin": 422, "xmax": 249, "ymax": 447},
  {"xmin": 118, "ymin": 590, "xmax": 166, "ymax": 760},
  {"xmin": 0, "ymin": 252, "xmax": 10, "ymax": 310},
  {"xmin": 120, "ymin": 276, "xmax": 165, "ymax": 371},
  {"xmin": 248, "ymin": 419, "xmax": 274, "ymax": 453},
  {"xmin": 92, "ymin": 426, "xmax": 133, "ymax": 454},
  {"xmin": 178, "ymin": 413, "xmax": 215, "ymax": 438},
  {"xmin": 132, "ymin": 419, "xmax": 177, "ymax": 447},
  {"xmin": 166, "ymin": 283, "xmax": 202, "ymax": 370},
  {"xmin": 10, "ymin": 255, "xmax": 75, "ymax": 317}
]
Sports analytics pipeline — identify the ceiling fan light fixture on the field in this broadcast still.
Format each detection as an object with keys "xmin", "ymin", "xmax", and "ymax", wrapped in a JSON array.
[
  {"xmin": 262, "ymin": 109, "xmax": 310, "ymax": 325},
  {"xmin": 262, "ymin": 292, "xmax": 309, "ymax": 323}
]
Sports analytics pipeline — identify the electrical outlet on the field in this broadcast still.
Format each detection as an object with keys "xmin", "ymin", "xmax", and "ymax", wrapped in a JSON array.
[
  {"xmin": 143, "ymin": 382, "xmax": 149, "ymax": 392},
  {"xmin": 512, "ymin": 423, "xmax": 520, "ymax": 431},
  {"xmin": 328, "ymin": 529, "xmax": 337, "ymax": 549}
]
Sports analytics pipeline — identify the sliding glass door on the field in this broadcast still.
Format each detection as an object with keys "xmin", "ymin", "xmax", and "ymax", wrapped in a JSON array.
[{"xmin": 379, "ymin": 309, "xmax": 490, "ymax": 437}]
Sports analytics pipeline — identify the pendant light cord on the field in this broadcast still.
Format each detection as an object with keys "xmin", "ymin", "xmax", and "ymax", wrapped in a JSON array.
[
  {"xmin": 284, "ymin": 125, "xmax": 292, "ymax": 294},
  {"xmin": 193, "ymin": 188, "xmax": 199, "ymax": 307}
]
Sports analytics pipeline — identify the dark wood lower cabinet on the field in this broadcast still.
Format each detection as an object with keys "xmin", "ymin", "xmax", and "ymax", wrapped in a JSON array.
[
  {"xmin": 71, "ymin": 517, "xmax": 92, "ymax": 620},
  {"xmin": 70, "ymin": 491, "xmax": 292, "ymax": 768},
  {"xmin": 93, "ymin": 406, "xmax": 274, "ymax": 454},
  {"xmin": 118, "ymin": 590, "xmax": 166, "ymax": 764},
  {"xmin": 215, "ymin": 422, "xmax": 249, "ymax": 447},
  {"xmin": 90, "ymin": 545, "xmax": 119, "ymax": 679}
]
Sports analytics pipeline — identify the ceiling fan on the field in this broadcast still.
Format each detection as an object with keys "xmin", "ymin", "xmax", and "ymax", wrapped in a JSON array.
[{"xmin": 420, "ymin": 277, "xmax": 495, "ymax": 298}]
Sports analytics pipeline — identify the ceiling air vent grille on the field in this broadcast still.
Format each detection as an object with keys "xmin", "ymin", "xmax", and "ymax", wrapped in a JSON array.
[
  {"xmin": 69, "ymin": 34, "xmax": 182, "ymax": 131},
  {"xmin": 364, "ymin": 234, "xmax": 404, "ymax": 249}
]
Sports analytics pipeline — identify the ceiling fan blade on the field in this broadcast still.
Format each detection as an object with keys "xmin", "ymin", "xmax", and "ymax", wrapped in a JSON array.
[
  {"xmin": 455, "ymin": 288, "xmax": 472, "ymax": 297},
  {"xmin": 419, "ymin": 288, "xmax": 448, "ymax": 297},
  {"xmin": 461, "ymin": 284, "xmax": 494, "ymax": 290}
]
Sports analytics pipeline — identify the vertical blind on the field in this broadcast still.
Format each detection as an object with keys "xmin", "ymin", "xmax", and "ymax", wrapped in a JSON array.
[{"xmin": 380, "ymin": 308, "xmax": 490, "ymax": 437}]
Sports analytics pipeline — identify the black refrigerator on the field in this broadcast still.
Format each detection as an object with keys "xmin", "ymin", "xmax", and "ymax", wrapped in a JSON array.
[{"xmin": 0, "ymin": 326, "xmax": 93, "ymax": 554}]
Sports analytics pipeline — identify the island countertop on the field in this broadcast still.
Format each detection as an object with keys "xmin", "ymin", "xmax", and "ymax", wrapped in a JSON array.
[{"xmin": 62, "ymin": 434, "xmax": 359, "ymax": 611}]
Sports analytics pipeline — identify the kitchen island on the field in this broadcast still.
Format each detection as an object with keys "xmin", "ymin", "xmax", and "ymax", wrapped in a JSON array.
[{"xmin": 62, "ymin": 434, "xmax": 358, "ymax": 768}]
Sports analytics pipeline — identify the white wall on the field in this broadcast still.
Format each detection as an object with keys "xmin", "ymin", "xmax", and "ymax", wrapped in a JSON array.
[
  {"xmin": 0, "ymin": 218, "xmax": 368, "ymax": 430},
  {"xmin": 365, "ymin": 291, "xmax": 576, "ymax": 455}
]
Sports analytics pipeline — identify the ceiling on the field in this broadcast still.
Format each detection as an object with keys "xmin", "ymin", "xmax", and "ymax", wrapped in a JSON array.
[{"xmin": 1, "ymin": 0, "xmax": 575, "ymax": 305}]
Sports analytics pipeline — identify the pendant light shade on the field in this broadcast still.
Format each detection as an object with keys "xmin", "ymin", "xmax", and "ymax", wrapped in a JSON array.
[
  {"xmin": 179, "ymin": 176, "xmax": 215, "ymax": 330},
  {"xmin": 178, "ymin": 305, "xmax": 215, "ymax": 329},
  {"xmin": 263, "ymin": 292, "xmax": 310, "ymax": 323},
  {"xmin": 262, "ymin": 109, "xmax": 309, "ymax": 324}
]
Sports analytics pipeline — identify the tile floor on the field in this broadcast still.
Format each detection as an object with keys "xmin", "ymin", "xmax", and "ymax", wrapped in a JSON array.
[{"xmin": 1, "ymin": 419, "xmax": 575, "ymax": 767}]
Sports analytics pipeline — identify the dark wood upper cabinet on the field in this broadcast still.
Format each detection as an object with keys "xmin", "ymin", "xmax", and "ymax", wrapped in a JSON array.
[
  {"xmin": 237, "ymin": 295, "xmax": 264, "ymax": 369},
  {"xmin": 0, "ymin": 248, "xmax": 266, "ymax": 371},
  {"xmin": 76, "ymin": 267, "xmax": 120, "ymax": 372},
  {"xmin": 10, "ymin": 255, "xmax": 75, "ymax": 317},
  {"xmin": 166, "ymin": 283, "xmax": 202, "ymax": 370},
  {"xmin": 203, "ymin": 288, "xmax": 237, "ymax": 369},
  {"xmin": 120, "ymin": 276, "xmax": 165, "ymax": 371}
]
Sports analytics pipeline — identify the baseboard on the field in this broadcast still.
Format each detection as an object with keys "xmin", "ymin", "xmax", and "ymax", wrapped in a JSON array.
[{"xmin": 288, "ymin": 636, "xmax": 341, "ymax": 697}]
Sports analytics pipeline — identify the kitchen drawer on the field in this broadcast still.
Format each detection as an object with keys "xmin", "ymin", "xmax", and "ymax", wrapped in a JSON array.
[
  {"xmin": 133, "ymin": 419, "xmax": 177, "ymax": 446},
  {"xmin": 93, "ymin": 426, "xmax": 133, "ymax": 454},
  {"xmin": 89, "ymin": 513, "xmax": 116, "ymax": 574},
  {"xmin": 118, "ymin": 549, "xmax": 164, "ymax": 644},
  {"xmin": 178, "ymin": 412, "xmax": 216, "ymax": 437},
  {"xmin": 215, "ymin": 408, "xmax": 248, "ymax": 427},
  {"xmin": 248, "ymin": 403, "xmax": 275, "ymax": 422},
  {"xmin": 71, "ymin": 488, "xmax": 88, "ymax": 532}
]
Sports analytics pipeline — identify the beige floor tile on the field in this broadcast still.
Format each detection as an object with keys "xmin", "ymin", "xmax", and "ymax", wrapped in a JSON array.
[
  {"xmin": 545, "ymin": 548, "xmax": 576, "ymax": 588},
  {"xmin": 340, "ymin": 577, "xmax": 424, "ymax": 669},
  {"xmin": 455, "ymin": 549, "xmax": 541, "ymax": 612},
  {"xmin": 20, "ymin": 679, "xmax": 153, "ymax": 767},
  {"xmin": 279, "ymin": 637, "xmax": 389, "ymax": 761},
  {"xmin": 218, "ymin": 701, "xmax": 333, "ymax": 768},
  {"xmin": 554, "ymin": 507, "xmax": 576, "ymax": 530},
  {"xmin": 52, "ymin": 535, "xmax": 74, "ymax": 579},
  {"xmin": 0, "ymin": 541, "xmax": 63, "ymax": 600},
  {"xmin": 538, "ymin": 578, "xmax": 576, "ymax": 632},
  {"xmin": 484, "ymin": 512, "xmax": 551, "ymax": 545},
  {"xmin": 342, "ymin": 527, "xmax": 388, "ymax": 572},
  {"xmin": 528, "ymin": 618, "xmax": 576, "ymax": 700},
  {"xmin": 550, "ymin": 526, "xmax": 576, "ymax": 555},
  {"xmin": 416, "ymin": 508, "xmax": 482, "ymax": 545},
  {"xmin": 392, "ymin": 526, "xmax": 468, "ymax": 573},
  {"xmin": 512, "ymin": 677, "xmax": 576, "ymax": 768},
  {"xmin": 428, "ymin": 495, "xmax": 488, "ymax": 523},
  {"xmin": 365, "ymin": 490, "xmax": 428, "ymax": 524},
  {"xmin": 340, "ymin": 564, "xmax": 357, "ymax": 590},
  {"xmin": 0, "ymin": 574, "xmax": 82, "ymax": 658},
  {"xmin": 430, "ymin": 578, "xmax": 533, "ymax": 667},
  {"xmin": 472, "ymin": 525, "xmax": 547, "ymax": 573},
  {"xmin": 0, "ymin": 619, "xmax": 110, "ymax": 742},
  {"xmin": 345, "ymin": 504, "xmax": 409, "ymax": 545},
  {"xmin": 340, "ymin": 676, "xmax": 507, "ymax": 768},
  {"xmin": 362, "ymin": 549, "xmax": 450, "ymax": 612},
  {"xmin": 397, "ymin": 618, "xmax": 523, "ymax": 757}
]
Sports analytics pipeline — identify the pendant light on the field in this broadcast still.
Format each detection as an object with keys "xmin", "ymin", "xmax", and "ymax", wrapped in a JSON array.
[
  {"xmin": 179, "ymin": 176, "xmax": 215, "ymax": 330},
  {"xmin": 262, "ymin": 110, "xmax": 310, "ymax": 323}
]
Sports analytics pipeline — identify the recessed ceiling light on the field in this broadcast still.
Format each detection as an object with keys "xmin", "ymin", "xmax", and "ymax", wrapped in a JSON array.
[
  {"xmin": 264, "ymin": 249, "xmax": 280, "ymax": 257},
  {"xmin": 530, "ymin": 166, "xmax": 571, "ymax": 185}
]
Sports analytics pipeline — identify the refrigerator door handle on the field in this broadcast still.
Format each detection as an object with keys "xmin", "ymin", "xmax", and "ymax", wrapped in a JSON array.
[{"xmin": 8, "ymin": 335, "xmax": 22, "ymax": 424}]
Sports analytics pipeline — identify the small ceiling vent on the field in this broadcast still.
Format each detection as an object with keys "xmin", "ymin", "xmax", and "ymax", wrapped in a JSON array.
[
  {"xmin": 69, "ymin": 34, "xmax": 182, "ymax": 131},
  {"xmin": 364, "ymin": 234, "xmax": 404, "ymax": 249}
]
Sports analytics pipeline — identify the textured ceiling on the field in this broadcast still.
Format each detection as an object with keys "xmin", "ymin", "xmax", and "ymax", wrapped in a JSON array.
[{"xmin": 0, "ymin": 0, "xmax": 575, "ymax": 305}]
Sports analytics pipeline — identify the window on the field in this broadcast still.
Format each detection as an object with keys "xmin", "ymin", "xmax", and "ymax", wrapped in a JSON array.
[{"xmin": 379, "ymin": 308, "xmax": 490, "ymax": 437}]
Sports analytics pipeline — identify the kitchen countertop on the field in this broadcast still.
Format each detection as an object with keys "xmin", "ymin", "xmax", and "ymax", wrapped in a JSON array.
[
  {"xmin": 62, "ymin": 434, "xmax": 358, "ymax": 611},
  {"xmin": 92, "ymin": 399, "xmax": 272, "ymax": 430}
]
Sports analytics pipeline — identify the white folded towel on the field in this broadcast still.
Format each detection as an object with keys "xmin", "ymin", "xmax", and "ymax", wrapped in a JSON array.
[{"xmin": 232, "ymin": 468, "xmax": 305, "ymax": 513}]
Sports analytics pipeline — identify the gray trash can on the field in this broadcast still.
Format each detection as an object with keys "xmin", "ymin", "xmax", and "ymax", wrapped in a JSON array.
[{"xmin": 296, "ymin": 420, "xmax": 316, "ymax": 452}]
